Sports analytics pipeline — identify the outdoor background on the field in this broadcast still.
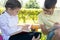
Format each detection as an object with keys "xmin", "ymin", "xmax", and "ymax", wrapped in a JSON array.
[{"xmin": 0, "ymin": 0, "xmax": 60, "ymax": 40}]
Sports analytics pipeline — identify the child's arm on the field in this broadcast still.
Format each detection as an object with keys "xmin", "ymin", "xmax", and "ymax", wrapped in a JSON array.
[
  {"xmin": 40, "ymin": 24, "xmax": 49, "ymax": 35},
  {"xmin": 38, "ymin": 14, "xmax": 49, "ymax": 35},
  {"xmin": 10, "ymin": 25, "xmax": 30, "ymax": 36}
]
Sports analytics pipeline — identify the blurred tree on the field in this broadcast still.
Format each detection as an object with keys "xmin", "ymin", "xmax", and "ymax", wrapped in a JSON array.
[
  {"xmin": 18, "ymin": 0, "xmax": 23, "ymax": 6},
  {"xmin": 0, "ymin": 0, "xmax": 7, "ymax": 7},
  {"xmin": 25, "ymin": 0, "xmax": 40, "ymax": 9}
]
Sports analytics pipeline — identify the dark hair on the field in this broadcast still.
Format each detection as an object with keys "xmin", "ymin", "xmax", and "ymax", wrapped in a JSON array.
[
  {"xmin": 44, "ymin": 0, "xmax": 57, "ymax": 9},
  {"xmin": 5, "ymin": 0, "xmax": 21, "ymax": 9}
]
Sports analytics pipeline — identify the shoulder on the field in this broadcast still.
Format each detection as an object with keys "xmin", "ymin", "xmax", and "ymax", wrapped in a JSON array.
[
  {"xmin": 0, "ymin": 14, "xmax": 6, "ymax": 19},
  {"xmin": 38, "ymin": 12, "xmax": 44, "ymax": 18},
  {"xmin": 0, "ymin": 14, "xmax": 7, "ymax": 23}
]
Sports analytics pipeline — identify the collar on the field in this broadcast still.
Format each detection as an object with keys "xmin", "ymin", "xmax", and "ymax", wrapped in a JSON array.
[{"xmin": 3, "ymin": 11, "xmax": 17, "ymax": 18}]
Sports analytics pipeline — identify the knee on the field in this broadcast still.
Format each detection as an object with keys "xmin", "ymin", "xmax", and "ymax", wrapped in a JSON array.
[{"xmin": 55, "ymin": 29, "xmax": 60, "ymax": 37}]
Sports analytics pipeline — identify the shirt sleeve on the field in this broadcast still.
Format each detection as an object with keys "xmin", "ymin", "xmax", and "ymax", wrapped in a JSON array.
[
  {"xmin": 0, "ymin": 17, "xmax": 22, "ymax": 36},
  {"xmin": 38, "ymin": 13, "xmax": 53, "ymax": 29},
  {"xmin": 38, "ymin": 13, "xmax": 43, "ymax": 24}
]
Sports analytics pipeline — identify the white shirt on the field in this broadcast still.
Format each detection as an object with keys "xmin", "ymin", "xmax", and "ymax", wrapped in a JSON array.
[{"xmin": 0, "ymin": 12, "xmax": 23, "ymax": 40}]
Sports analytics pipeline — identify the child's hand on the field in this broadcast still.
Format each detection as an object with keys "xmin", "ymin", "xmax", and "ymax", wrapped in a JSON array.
[
  {"xmin": 54, "ymin": 22, "xmax": 60, "ymax": 28},
  {"xmin": 18, "ymin": 24, "xmax": 30, "ymax": 30},
  {"xmin": 22, "ymin": 24, "xmax": 30, "ymax": 31},
  {"xmin": 54, "ymin": 22, "xmax": 59, "ymax": 25}
]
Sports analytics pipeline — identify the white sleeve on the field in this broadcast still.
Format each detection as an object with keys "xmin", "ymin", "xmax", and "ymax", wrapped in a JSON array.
[{"xmin": 0, "ymin": 17, "xmax": 22, "ymax": 36}]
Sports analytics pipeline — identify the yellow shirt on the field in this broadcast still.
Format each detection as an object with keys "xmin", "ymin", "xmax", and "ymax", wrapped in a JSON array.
[{"xmin": 38, "ymin": 10, "xmax": 60, "ymax": 30}]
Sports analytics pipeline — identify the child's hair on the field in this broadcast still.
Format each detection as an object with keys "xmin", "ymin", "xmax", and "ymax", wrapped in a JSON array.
[
  {"xmin": 5, "ymin": 0, "xmax": 21, "ymax": 9},
  {"xmin": 44, "ymin": 0, "xmax": 57, "ymax": 9}
]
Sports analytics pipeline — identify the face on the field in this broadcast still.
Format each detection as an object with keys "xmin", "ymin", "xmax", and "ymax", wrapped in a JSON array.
[
  {"xmin": 8, "ymin": 8, "xmax": 20, "ymax": 16},
  {"xmin": 43, "ymin": 8, "xmax": 55, "ymax": 15},
  {"xmin": 12, "ymin": 8, "xmax": 20, "ymax": 16}
]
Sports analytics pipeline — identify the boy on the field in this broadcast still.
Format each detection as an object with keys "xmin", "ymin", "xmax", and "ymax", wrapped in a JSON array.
[{"xmin": 38, "ymin": 0, "xmax": 60, "ymax": 40}]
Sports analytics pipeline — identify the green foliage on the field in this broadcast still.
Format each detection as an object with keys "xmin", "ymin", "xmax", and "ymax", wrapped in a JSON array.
[
  {"xmin": 0, "ymin": 7, "xmax": 5, "ymax": 14},
  {"xmin": 25, "ymin": 0, "xmax": 40, "ymax": 9},
  {"xmin": 18, "ymin": 9, "xmax": 43, "ymax": 23},
  {"xmin": 41, "ymin": 34, "xmax": 47, "ymax": 40}
]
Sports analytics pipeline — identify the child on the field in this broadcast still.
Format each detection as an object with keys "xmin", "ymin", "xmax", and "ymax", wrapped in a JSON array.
[
  {"xmin": 0, "ymin": 0, "xmax": 40, "ymax": 40},
  {"xmin": 38, "ymin": 0, "xmax": 60, "ymax": 40}
]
